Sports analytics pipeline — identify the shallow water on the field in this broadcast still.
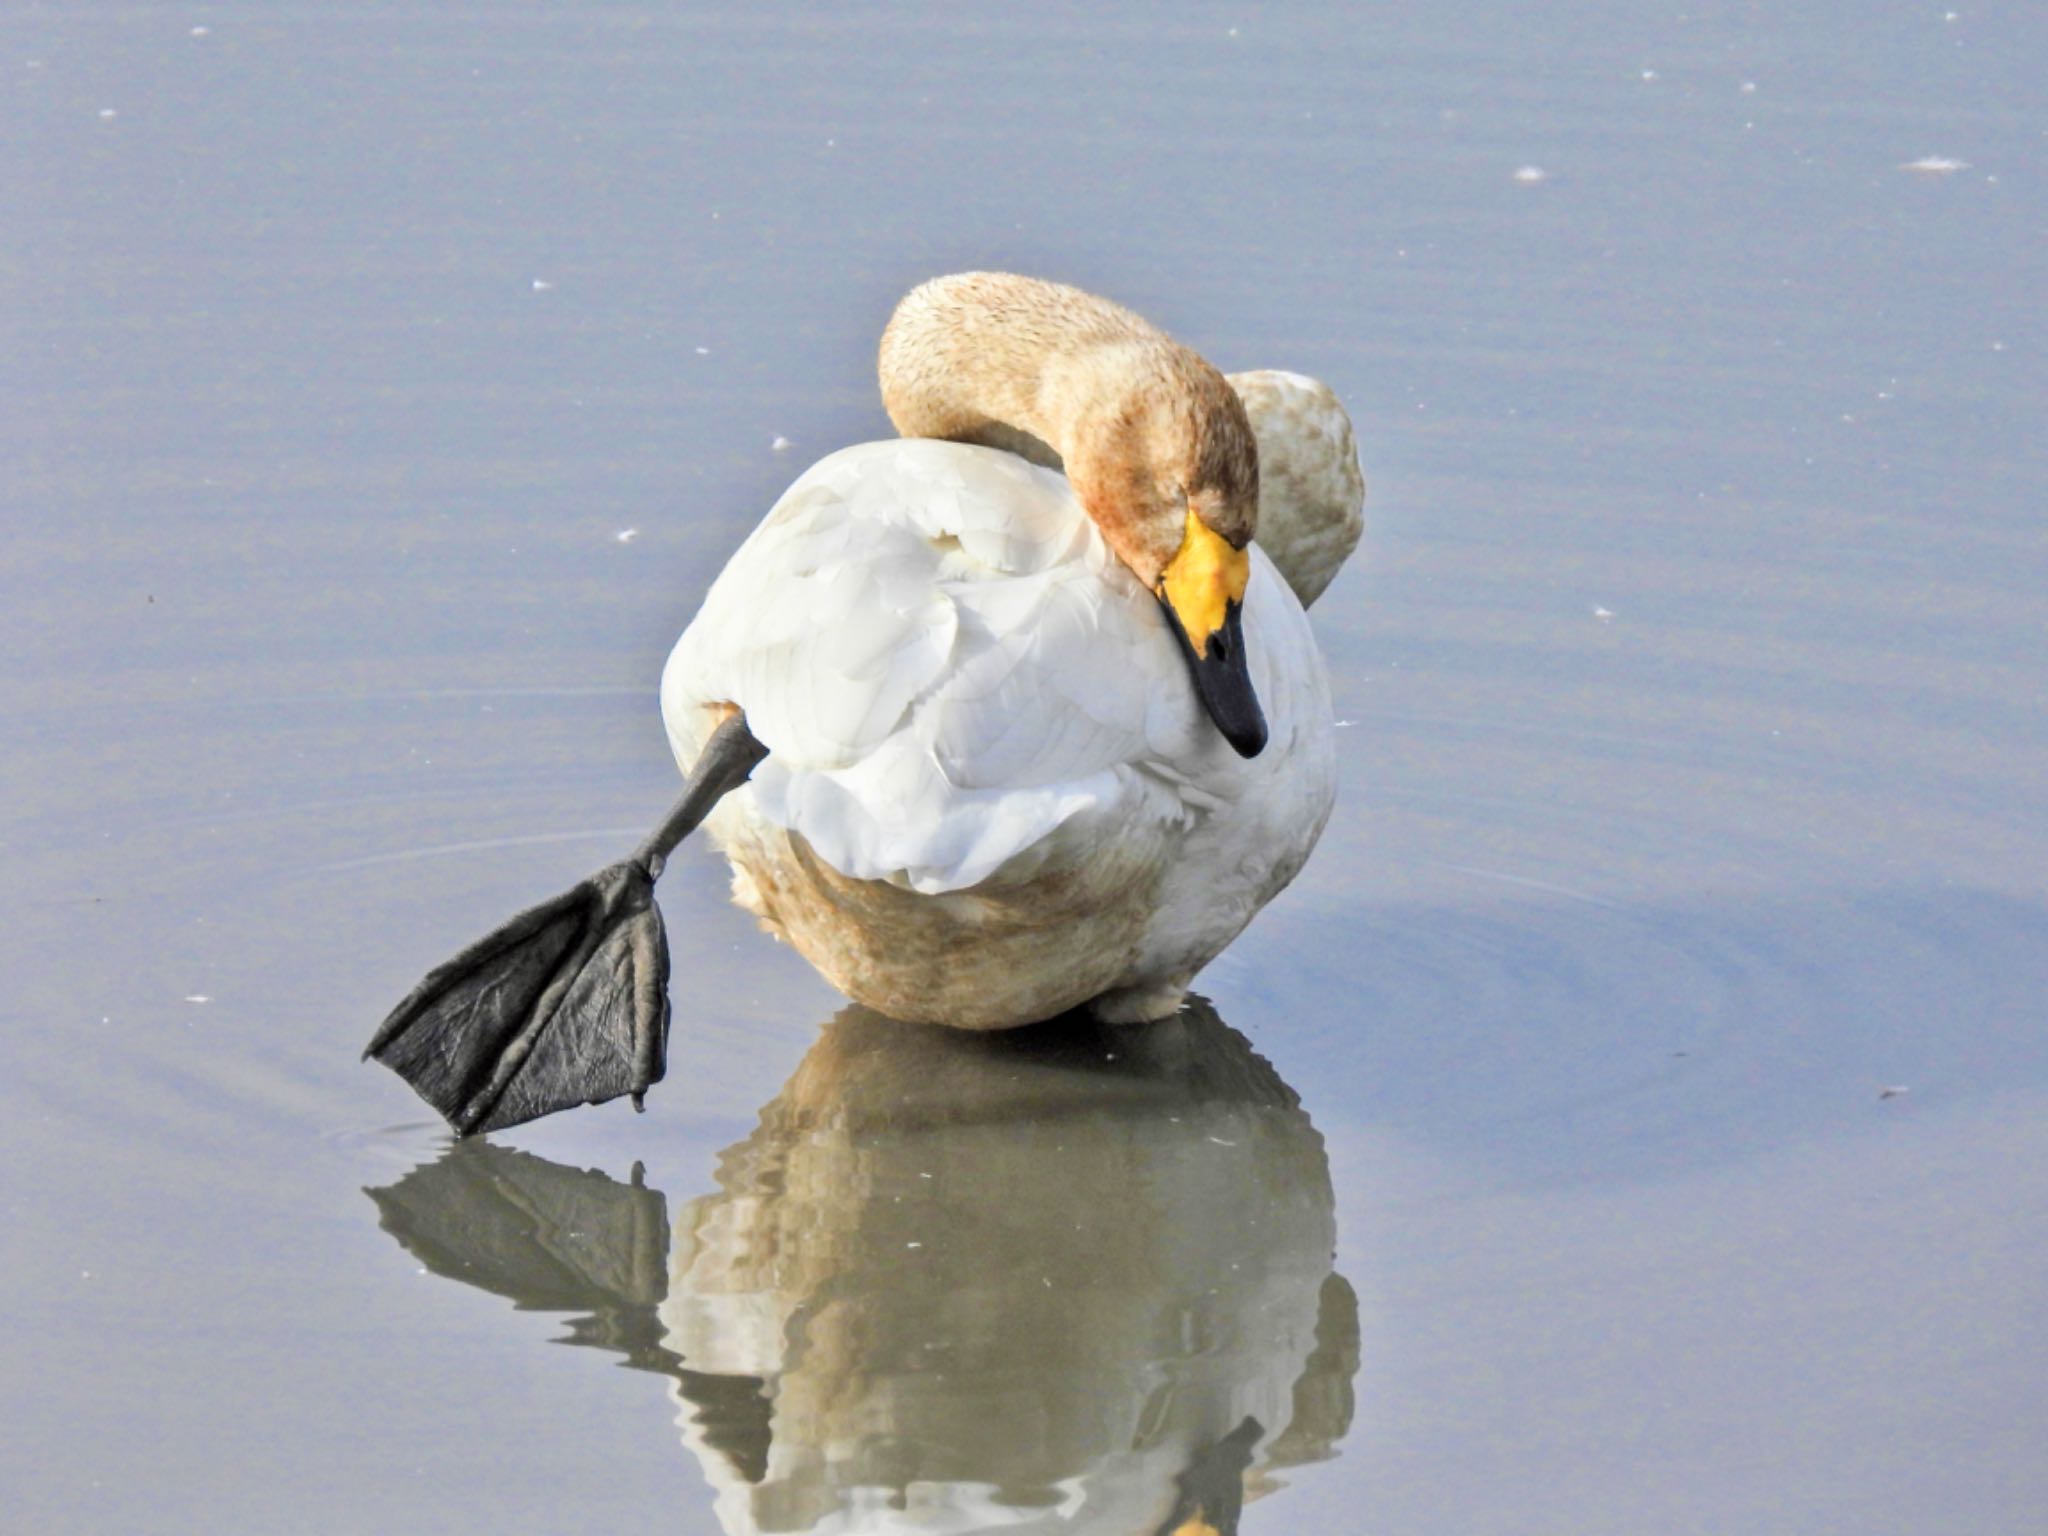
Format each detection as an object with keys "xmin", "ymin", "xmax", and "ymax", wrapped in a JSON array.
[{"xmin": 6, "ymin": 4, "xmax": 2045, "ymax": 1533}]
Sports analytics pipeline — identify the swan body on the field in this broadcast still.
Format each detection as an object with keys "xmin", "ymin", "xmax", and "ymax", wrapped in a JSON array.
[
  {"xmin": 661, "ymin": 276, "xmax": 1364, "ymax": 1027},
  {"xmin": 366, "ymin": 276, "xmax": 1360, "ymax": 1133}
]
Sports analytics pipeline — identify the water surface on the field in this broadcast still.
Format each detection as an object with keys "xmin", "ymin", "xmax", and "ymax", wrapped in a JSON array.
[{"xmin": 5, "ymin": 4, "xmax": 2045, "ymax": 1532}]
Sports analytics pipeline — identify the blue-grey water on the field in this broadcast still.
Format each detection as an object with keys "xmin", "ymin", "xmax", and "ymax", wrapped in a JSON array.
[{"xmin": 5, "ymin": 4, "xmax": 2045, "ymax": 1533}]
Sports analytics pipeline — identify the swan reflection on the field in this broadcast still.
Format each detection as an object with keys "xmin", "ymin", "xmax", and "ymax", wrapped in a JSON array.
[{"xmin": 368, "ymin": 1001, "xmax": 1356, "ymax": 1532}]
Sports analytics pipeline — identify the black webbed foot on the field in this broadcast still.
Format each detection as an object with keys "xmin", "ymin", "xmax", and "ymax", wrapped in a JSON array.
[
  {"xmin": 363, "ymin": 859, "xmax": 670, "ymax": 1136},
  {"xmin": 364, "ymin": 711, "xmax": 767, "ymax": 1134}
]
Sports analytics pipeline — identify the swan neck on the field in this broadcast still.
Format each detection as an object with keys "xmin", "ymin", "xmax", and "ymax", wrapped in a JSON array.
[
  {"xmin": 879, "ymin": 274, "xmax": 1260, "ymax": 589},
  {"xmin": 879, "ymin": 273, "xmax": 1198, "ymax": 473}
]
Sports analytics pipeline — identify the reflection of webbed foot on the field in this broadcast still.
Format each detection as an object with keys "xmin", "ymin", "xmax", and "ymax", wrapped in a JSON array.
[
  {"xmin": 363, "ymin": 859, "xmax": 671, "ymax": 1136},
  {"xmin": 365, "ymin": 1143, "xmax": 776, "ymax": 1477},
  {"xmin": 366, "ymin": 1140, "xmax": 677, "ymax": 1366}
]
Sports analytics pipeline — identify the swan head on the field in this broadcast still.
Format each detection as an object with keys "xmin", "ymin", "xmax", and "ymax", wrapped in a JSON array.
[
  {"xmin": 877, "ymin": 272, "xmax": 1281, "ymax": 759},
  {"xmin": 1063, "ymin": 350, "xmax": 1269, "ymax": 759}
]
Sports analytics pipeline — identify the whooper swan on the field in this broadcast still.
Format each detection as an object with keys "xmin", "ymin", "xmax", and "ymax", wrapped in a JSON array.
[{"xmin": 368, "ymin": 273, "xmax": 1364, "ymax": 1133}]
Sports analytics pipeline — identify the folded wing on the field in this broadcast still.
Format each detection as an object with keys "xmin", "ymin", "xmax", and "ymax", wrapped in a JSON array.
[{"xmin": 663, "ymin": 440, "xmax": 1267, "ymax": 894}]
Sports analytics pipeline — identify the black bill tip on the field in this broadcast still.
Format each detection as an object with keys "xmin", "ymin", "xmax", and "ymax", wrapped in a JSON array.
[{"xmin": 1159, "ymin": 595, "xmax": 1268, "ymax": 759}]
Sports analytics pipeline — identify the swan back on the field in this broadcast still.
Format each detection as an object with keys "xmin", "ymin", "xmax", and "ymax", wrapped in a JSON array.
[{"xmin": 1227, "ymin": 370, "xmax": 1366, "ymax": 609}]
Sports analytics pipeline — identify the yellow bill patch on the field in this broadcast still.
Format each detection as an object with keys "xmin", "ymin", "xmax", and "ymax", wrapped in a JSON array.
[{"xmin": 1159, "ymin": 510, "xmax": 1250, "ymax": 658}]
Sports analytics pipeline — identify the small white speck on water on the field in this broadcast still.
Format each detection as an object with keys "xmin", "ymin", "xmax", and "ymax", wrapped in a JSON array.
[
  {"xmin": 82, "ymin": 1270, "xmax": 92, "ymax": 1280},
  {"xmin": 1207, "ymin": 1136, "xmax": 1238, "ymax": 1147},
  {"xmin": 416, "ymin": 1267, "xmax": 429, "ymax": 1275},
  {"xmin": 1740, "ymin": 80, "xmax": 1758, "ymax": 94},
  {"xmin": 1334, "ymin": 718, "xmax": 1355, "ymax": 728},
  {"xmin": 1512, "ymin": 165, "xmax": 1548, "ymax": 184},
  {"xmin": 694, "ymin": 345, "xmax": 710, "ymax": 355},
  {"xmin": 531, "ymin": 278, "xmax": 554, "ymax": 291},
  {"xmin": 1900, "ymin": 155, "xmax": 1969, "ymax": 174},
  {"xmin": 1640, "ymin": 69, "xmax": 1659, "ymax": 81},
  {"xmin": 190, "ymin": 25, "xmax": 210, "ymax": 36},
  {"xmin": 1593, "ymin": 606, "xmax": 1615, "ymax": 622},
  {"xmin": 184, "ymin": 994, "xmax": 211, "ymax": 1004},
  {"xmin": 1990, "ymin": 340, "xmax": 2006, "ymax": 352},
  {"xmin": 1880, "ymin": 1085, "xmax": 1909, "ymax": 1100},
  {"xmin": 905, "ymin": 1241, "xmax": 922, "ymax": 1249},
  {"xmin": 771, "ymin": 435, "xmax": 793, "ymax": 451},
  {"xmin": 98, "ymin": 107, "xmax": 118, "ymax": 119},
  {"xmin": 1227, "ymin": 26, "xmax": 1240, "ymax": 37},
  {"xmin": 615, "ymin": 528, "xmax": 639, "ymax": 543},
  {"xmin": 919, "ymin": 1171, "xmax": 933, "ymax": 1179}
]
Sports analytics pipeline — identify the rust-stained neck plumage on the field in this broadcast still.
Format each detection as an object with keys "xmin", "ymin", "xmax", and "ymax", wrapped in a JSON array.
[{"xmin": 878, "ymin": 272, "xmax": 1259, "ymax": 588}]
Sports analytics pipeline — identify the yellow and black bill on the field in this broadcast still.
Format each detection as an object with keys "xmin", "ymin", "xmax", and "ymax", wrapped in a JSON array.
[{"xmin": 1156, "ymin": 513, "xmax": 1266, "ymax": 759}]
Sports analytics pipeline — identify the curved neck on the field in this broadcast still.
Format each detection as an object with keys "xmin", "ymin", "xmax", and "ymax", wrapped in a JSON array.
[
  {"xmin": 880, "ymin": 274, "xmax": 1171, "ymax": 461},
  {"xmin": 878, "ymin": 274, "xmax": 1257, "ymax": 585}
]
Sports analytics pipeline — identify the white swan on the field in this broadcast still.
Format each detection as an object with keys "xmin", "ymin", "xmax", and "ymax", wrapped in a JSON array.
[
  {"xmin": 659, "ymin": 274, "xmax": 1364, "ymax": 1027},
  {"xmin": 368, "ymin": 274, "xmax": 1364, "ymax": 1133}
]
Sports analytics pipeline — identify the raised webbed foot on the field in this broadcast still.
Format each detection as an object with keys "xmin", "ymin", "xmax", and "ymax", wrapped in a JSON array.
[{"xmin": 364, "ymin": 859, "xmax": 671, "ymax": 1136}]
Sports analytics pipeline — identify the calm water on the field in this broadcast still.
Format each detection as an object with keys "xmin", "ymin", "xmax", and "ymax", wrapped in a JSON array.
[{"xmin": 6, "ymin": 4, "xmax": 2045, "ymax": 1532}]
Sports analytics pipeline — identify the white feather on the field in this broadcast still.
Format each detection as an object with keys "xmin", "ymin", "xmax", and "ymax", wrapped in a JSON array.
[{"xmin": 661, "ymin": 434, "xmax": 1343, "ymax": 1019}]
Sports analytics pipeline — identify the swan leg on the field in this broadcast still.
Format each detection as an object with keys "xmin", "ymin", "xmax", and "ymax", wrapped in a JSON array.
[
  {"xmin": 1089, "ymin": 973, "xmax": 1195, "ymax": 1024},
  {"xmin": 365, "ymin": 712, "xmax": 767, "ymax": 1135}
]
